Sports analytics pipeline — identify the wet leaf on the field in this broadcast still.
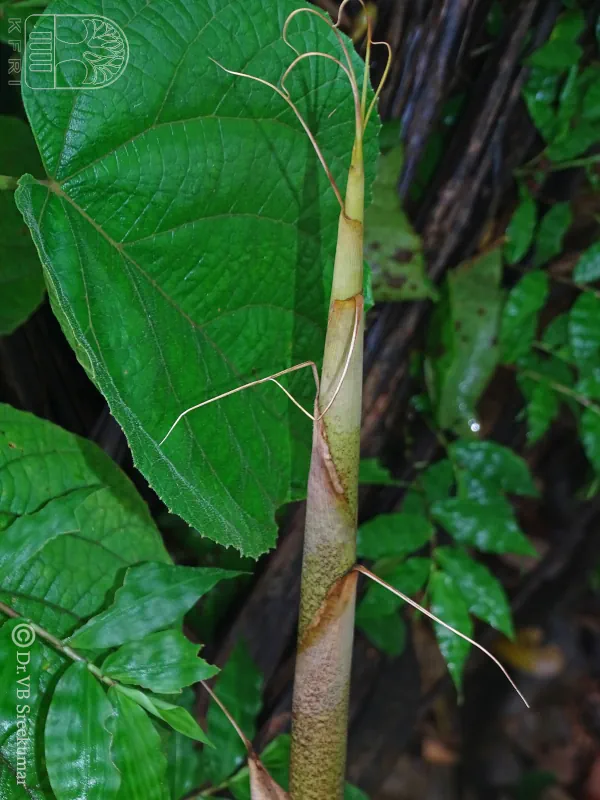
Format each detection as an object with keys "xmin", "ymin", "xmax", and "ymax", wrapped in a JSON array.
[
  {"xmin": 449, "ymin": 440, "xmax": 538, "ymax": 496},
  {"xmin": 504, "ymin": 185, "xmax": 537, "ymax": 264},
  {"xmin": 435, "ymin": 547, "xmax": 514, "ymax": 638},
  {"xmin": 430, "ymin": 571, "xmax": 473, "ymax": 690},
  {"xmin": 574, "ymin": 242, "xmax": 600, "ymax": 283},
  {"xmin": 523, "ymin": 68, "xmax": 560, "ymax": 142},
  {"xmin": 500, "ymin": 272, "xmax": 549, "ymax": 364},
  {"xmin": 569, "ymin": 292, "xmax": 600, "ymax": 369},
  {"xmin": 533, "ymin": 203, "xmax": 571, "ymax": 267},
  {"xmin": 517, "ymin": 379, "xmax": 559, "ymax": 443},
  {"xmin": 431, "ymin": 496, "xmax": 535, "ymax": 556}
]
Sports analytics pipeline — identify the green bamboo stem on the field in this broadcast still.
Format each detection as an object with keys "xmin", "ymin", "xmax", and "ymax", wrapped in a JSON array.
[{"xmin": 289, "ymin": 137, "xmax": 364, "ymax": 800}]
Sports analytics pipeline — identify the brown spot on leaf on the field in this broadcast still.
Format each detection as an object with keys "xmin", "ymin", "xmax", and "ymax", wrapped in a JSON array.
[{"xmin": 393, "ymin": 248, "xmax": 413, "ymax": 263}]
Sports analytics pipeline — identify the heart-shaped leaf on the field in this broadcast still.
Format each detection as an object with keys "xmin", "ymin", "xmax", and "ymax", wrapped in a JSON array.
[{"xmin": 17, "ymin": 0, "xmax": 377, "ymax": 556}]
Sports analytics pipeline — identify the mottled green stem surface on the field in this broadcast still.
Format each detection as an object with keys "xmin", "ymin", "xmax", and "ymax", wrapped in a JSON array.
[{"xmin": 290, "ymin": 138, "xmax": 364, "ymax": 800}]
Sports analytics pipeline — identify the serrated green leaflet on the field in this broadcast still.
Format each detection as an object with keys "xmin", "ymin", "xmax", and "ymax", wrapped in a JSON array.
[
  {"xmin": 102, "ymin": 629, "xmax": 219, "ymax": 693},
  {"xmin": 17, "ymin": 0, "xmax": 377, "ymax": 557}
]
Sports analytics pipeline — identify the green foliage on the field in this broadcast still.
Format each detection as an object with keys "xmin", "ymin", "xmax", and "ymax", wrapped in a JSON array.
[
  {"xmin": 16, "ymin": 0, "xmax": 378, "ymax": 559},
  {"xmin": 0, "ymin": 405, "xmax": 248, "ymax": 797},
  {"xmin": 365, "ymin": 141, "xmax": 437, "ymax": 302},
  {"xmin": 569, "ymin": 292, "xmax": 600, "ymax": 369},
  {"xmin": 356, "ymin": 440, "xmax": 532, "ymax": 682},
  {"xmin": 523, "ymin": 9, "xmax": 600, "ymax": 163},
  {"xmin": 425, "ymin": 248, "xmax": 502, "ymax": 434},
  {"xmin": 0, "ymin": 116, "xmax": 45, "ymax": 334},
  {"xmin": 449, "ymin": 440, "xmax": 538, "ymax": 497},
  {"xmin": 199, "ymin": 641, "xmax": 263, "ymax": 786}
]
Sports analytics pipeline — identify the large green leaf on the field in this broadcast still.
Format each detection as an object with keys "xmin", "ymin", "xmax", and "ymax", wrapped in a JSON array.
[
  {"xmin": 425, "ymin": 248, "xmax": 502, "ymax": 434},
  {"xmin": 0, "ymin": 405, "xmax": 168, "ymax": 797},
  {"xmin": 45, "ymin": 663, "xmax": 120, "ymax": 800},
  {"xmin": 68, "ymin": 563, "xmax": 241, "ymax": 649},
  {"xmin": 17, "ymin": 0, "xmax": 378, "ymax": 557},
  {"xmin": 0, "ymin": 116, "xmax": 45, "ymax": 334}
]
